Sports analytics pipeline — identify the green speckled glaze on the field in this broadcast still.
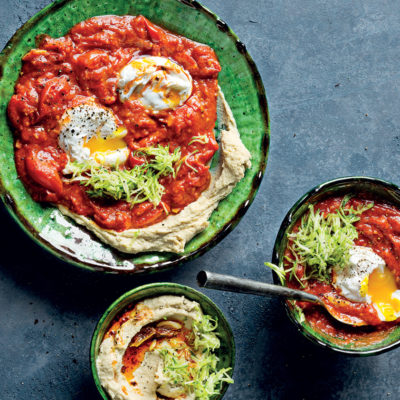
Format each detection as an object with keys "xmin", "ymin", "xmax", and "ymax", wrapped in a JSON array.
[
  {"xmin": 90, "ymin": 283, "xmax": 235, "ymax": 400},
  {"xmin": 0, "ymin": 0, "xmax": 269, "ymax": 273},
  {"xmin": 272, "ymin": 177, "xmax": 400, "ymax": 355}
]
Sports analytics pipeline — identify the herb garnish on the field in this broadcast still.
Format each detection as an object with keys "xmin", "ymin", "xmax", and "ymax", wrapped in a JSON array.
[
  {"xmin": 65, "ymin": 145, "xmax": 181, "ymax": 206},
  {"xmin": 266, "ymin": 195, "xmax": 373, "ymax": 285},
  {"xmin": 188, "ymin": 135, "xmax": 209, "ymax": 145},
  {"xmin": 157, "ymin": 312, "xmax": 233, "ymax": 400}
]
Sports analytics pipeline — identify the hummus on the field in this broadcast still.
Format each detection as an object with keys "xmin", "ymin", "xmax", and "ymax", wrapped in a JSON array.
[
  {"xmin": 96, "ymin": 295, "xmax": 230, "ymax": 400},
  {"xmin": 58, "ymin": 89, "xmax": 251, "ymax": 253}
]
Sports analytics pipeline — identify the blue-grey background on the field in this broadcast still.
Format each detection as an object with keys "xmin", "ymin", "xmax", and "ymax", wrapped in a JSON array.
[{"xmin": 0, "ymin": 0, "xmax": 399, "ymax": 399}]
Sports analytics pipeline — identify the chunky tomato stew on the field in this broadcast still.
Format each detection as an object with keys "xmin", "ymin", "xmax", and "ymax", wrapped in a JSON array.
[
  {"xmin": 284, "ymin": 195, "xmax": 400, "ymax": 340},
  {"xmin": 8, "ymin": 16, "xmax": 220, "ymax": 231}
]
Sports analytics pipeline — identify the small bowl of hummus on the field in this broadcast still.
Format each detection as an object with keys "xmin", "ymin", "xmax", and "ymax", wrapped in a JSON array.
[{"xmin": 90, "ymin": 283, "xmax": 235, "ymax": 400}]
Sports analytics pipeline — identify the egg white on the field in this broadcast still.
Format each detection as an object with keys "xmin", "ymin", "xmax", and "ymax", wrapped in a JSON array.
[
  {"xmin": 333, "ymin": 245, "xmax": 400, "ymax": 321},
  {"xmin": 118, "ymin": 56, "xmax": 192, "ymax": 111},
  {"xmin": 58, "ymin": 101, "xmax": 129, "ymax": 168},
  {"xmin": 333, "ymin": 246, "xmax": 384, "ymax": 302}
]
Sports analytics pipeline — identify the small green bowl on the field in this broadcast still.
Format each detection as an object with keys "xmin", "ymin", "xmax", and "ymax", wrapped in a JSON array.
[
  {"xmin": 271, "ymin": 176, "xmax": 400, "ymax": 356},
  {"xmin": 90, "ymin": 283, "xmax": 235, "ymax": 399}
]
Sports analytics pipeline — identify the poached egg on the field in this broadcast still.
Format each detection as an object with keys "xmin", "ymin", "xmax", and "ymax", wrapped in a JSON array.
[
  {"xmin": 118, "ymin": 56, "xmax": 192, "ymax": 111},
  {"xmin": 58, "ymin": 101, "xmax": 129, "ymax": 167},
  {"xmin": 333, "ymin": 246, "xmax": 400, "ymax": 322}
]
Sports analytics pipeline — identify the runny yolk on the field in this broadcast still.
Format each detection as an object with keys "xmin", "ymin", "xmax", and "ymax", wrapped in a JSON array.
[
  {"xmin": 83, "ymin": 133, "xmax": 127, "ymax": 155},
  {"xmin": 368, "ymin": 266, "xmax": 400, "ymax": 321}
]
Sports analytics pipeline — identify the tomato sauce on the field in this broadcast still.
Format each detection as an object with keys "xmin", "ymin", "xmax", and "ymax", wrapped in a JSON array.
[
  {"xmin": 284, "ymin": 195, "xmax": 400, "ymax": 341},
  {"xmin": 8, "ymin": 15, "xmax": 220, "ymax": 231}
]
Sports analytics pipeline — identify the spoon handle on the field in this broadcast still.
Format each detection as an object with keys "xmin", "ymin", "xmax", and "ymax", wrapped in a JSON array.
[{"xmin": 197, "ymin": 270, "xmax": 322, "ymax": 304}]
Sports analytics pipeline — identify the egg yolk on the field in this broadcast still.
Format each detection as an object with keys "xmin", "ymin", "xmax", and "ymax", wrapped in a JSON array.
[
  {"xmin": 83, "ymin": 128, "xmax": 127, "ymax": 157},
  {"xmin": 84, "ymin": 135, "xmax": 127, "ymax": 154},
  {"xmin": 367, "ymin": 266, "xmax": 400, "ymax": 321}
]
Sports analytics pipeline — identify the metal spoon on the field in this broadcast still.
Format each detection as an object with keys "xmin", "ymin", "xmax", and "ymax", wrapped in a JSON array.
[{"xmin": 197, "ymin": 270, "xmax": 366, "ymax": 326}]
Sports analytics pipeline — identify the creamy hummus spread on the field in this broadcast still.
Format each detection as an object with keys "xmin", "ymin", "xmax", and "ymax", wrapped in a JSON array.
[
  {"xmin": 58, "ymin": 89, "xmax": 251, "ymax": 253},
  {"xmin": 96, "ymin": 295, "xmax": 228, "ymax": 400}
]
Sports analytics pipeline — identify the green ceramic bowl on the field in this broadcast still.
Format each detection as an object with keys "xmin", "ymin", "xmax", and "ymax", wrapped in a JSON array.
[
  {"xmin": 0, "ymin": 0, "xmax": 269, "ymax": 273},
  {"xmin": 90, "ymin": 283, "xmax": 235, "ymax": 399},
  {"xmin": 271, "ymin": 176, "xmax": 400, "ymax": 355}
]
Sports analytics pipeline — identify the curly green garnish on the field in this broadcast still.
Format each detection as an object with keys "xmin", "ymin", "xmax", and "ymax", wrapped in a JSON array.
[
  {"xmin": 157, "ymin": 313, "xmax": 233, "ymax": 400},
  {"xmin": 266, "ymin": 195, "xmax": 374, "ymax": 285},
  {"xmin": 66, "ymin": 145, "xmax": 181, "ymax": 206},
  {"xmin": 265, "ymin": 262, "xmax": 286, "ymax": 285},
  {"xmin": 188, "ymin": 135, "xmax": 210, "ymax": 145}
]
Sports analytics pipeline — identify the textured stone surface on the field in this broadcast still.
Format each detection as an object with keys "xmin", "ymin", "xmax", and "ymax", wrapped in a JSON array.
[{"xmin": 1, "ymin": 0, "xmax": 400, "ymax": 399}]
